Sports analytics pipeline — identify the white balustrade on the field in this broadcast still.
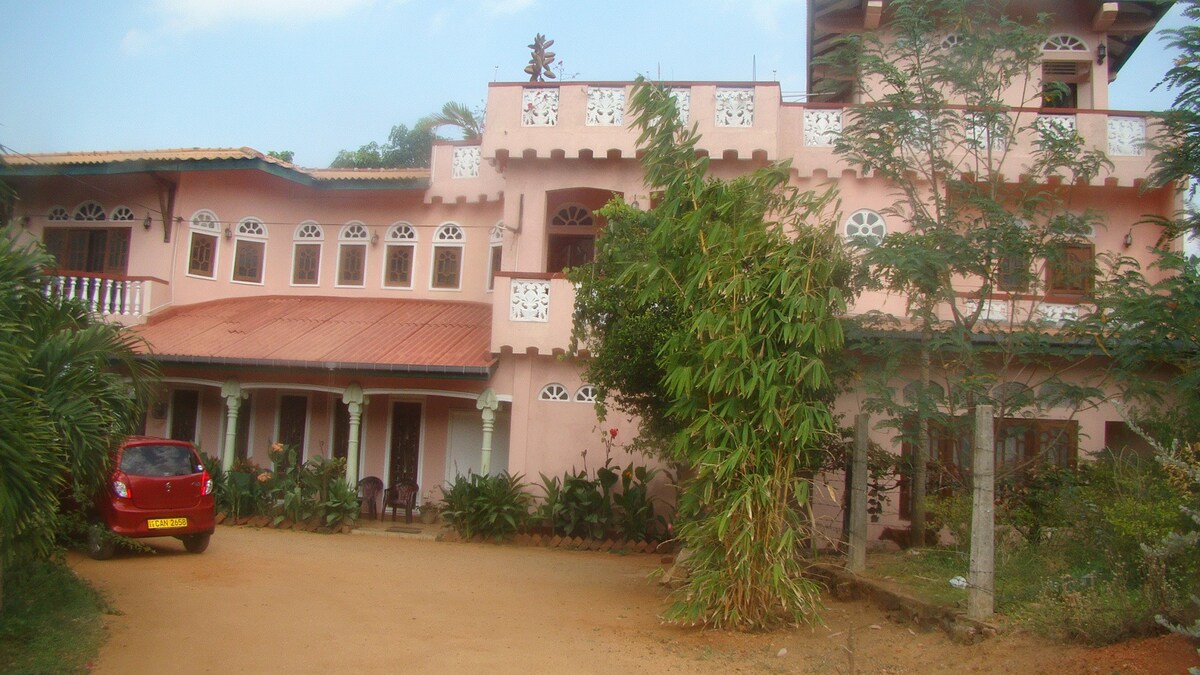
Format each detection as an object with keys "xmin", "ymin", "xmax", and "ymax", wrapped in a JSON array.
[{"xmin": 46, "ymin": 275, "xmax": 145, "ymax": 319}]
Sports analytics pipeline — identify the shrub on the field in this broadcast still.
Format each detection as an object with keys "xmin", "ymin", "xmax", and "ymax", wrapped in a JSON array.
[
  {"xmin": 611, "ymin": 463, "xmax": 664, "ymax": 542},
  {"xmin": 927, "ymin": 492, "xmax": 971, "ymax": 550},
  {"xmin": 537, "ymin": 469, "xmax": 612, "ymax": 539},
  {"xmin": 537, "ymin": 461, "xmax": 664, "ymax": 541},
  {"xmin": 207, "ymin": 449, "xmax": 360, "ymax": 530},
  {"xmin": 996, "ymin": 463, "xmax": 1077, "ymax": 546},
  {"xmin": 442, "ymin": 472, "xmax": 532, "ymax": 540}
]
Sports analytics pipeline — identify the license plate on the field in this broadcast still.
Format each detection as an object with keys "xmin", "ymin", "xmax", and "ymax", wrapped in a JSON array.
[{"xmin": 147, "ymin": 517, "xmax": 188, "ymax": 529}]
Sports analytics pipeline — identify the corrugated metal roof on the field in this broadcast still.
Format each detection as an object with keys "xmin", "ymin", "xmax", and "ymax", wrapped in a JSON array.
[
  {"xmin": 132, "ymin": 296, "xmax": 494, "ymax": 376},
  {"xmin": 1, "ymin": 147, "xmax": 430, "ymax": 182}
]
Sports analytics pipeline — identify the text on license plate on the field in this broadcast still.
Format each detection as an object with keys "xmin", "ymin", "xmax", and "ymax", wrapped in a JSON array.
[{"xmin": 147, "ymin": 517, "xmax": 188, "ymax": 529}]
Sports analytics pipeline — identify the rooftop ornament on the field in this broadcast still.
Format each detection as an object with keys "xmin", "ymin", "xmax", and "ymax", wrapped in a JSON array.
[{"xmin": 524, "ymin": 33, "xmax": 556, "ymax": 82}]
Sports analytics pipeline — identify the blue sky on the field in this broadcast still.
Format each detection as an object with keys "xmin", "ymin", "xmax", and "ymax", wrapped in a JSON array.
[{"xmin": 0, "ymin": 0, "xmax": 1189, "ymax": 168}]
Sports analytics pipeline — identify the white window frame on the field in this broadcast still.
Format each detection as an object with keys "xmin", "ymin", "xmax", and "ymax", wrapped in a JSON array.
[
  {"xmin": 290, "ymin": 220, "xmax": 324, "ymax": 287},
  {"xmin": 430, "ymin": 223, "xmax": 465, "ymax": 292},
  {"xmin": 539, "ymin": 384, "xmax": 570, "ymax": 401},
  {"xmin": 487, "ymin": 222, "xmax": 504, "ymax": 292},
  {"xmin": 186, "ymin": 209, "xmax": 221, "ymax": 280},
  {"xmin": 382, "ymin": 221, "xmax": 418, "ymax": 290},
  {"xmin": 231, "ymin": 217, "xmax": 268, "ymax": 285},
  {"xmin": 335, "ymin": 221, "xmax": 370, "ymax": 288}
]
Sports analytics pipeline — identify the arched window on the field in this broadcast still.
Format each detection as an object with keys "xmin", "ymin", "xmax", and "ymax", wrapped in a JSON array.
[
  {"xmin": 992, "ymin": 381, "xmax": 1033, "ymax": 410},
  {"xmin": 903, "ymin": 380, "xmax": 945, "ymax": 404},
  {"xmin": 384, "ymin": 222, "xmax": 417, "ymax": 289},
  {"xmin": 1041, "ymin": 35, "xmax": 1091, "ymax": 109},
  {"xmin": 574, "ymin": 385, "xmax": 597, "ymax": 402},
  {"xmin": 187, "ymin": 210, "xmax": 220, "ymax": 279},
  {"xmin": 539, "ymin": 384, "xmax": 570, "ymax": 401},
  {"xmin": 431, "ymin": 223, "xmax": 465, "ymax": 290},
  {"xmin": 844, "ymin": 209, "xmax": 887, "ymax": 245},
  {"xmin": 73, "ymin": 201, "xmax": 106, "ymax": 221},
  {"xmin": 337, "ymin": 222, "xmax": 369, "ymax": 287},
  {"xmin": 488, "ymin": 222, "xmax": 504, "ymax": 291},
  {"xmin": 547, "ymin": 203, "xmax": 599, "ymax": 273},
  {"xmin": 291, "ymin": 221, "xmax": 323, "ymax": 286},
  {"xmin": 43, "ymin": 201, "xmax": 129, "ymax": 275},
  {"xmin": 1042, "ymin": 34, "xmax": 1088, "ymax": 52},
  {"xmin": 110, "ymin": 206, "xmax": 135, "ymax": 222},
  {"xmin": 232, "ymin": 217, "xmax": 267, "ymax": 284}
]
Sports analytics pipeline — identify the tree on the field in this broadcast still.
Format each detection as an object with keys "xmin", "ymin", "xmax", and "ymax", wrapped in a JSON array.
[
  {"xmin": 1149, "ymin": 0, "xmax": 1200, "ymax": 238},
  {"xmin": 573, "ymin": 79, "xmax": 851, "ymax": 629},
  {"xmin": 329, "ymin": 124, "xmax": 435, "ymax": 169},
  {"xmin": 0, "ymin": 229, "xmax": 158, "ymax": 610},
  {"xmin": 1092, "ymin": 0, "xmax": 1200, "ymax": 443},
  {"xmin": 415, "ymin": 102, "xmax": 484, "ymax": 141},
  {"xmin": 266, "ymin": 150, "xmax": 295, "ymax": 163},
  {"xmin": 819, "ymin": 0, "xmax": 1110, "ymax": 543}
]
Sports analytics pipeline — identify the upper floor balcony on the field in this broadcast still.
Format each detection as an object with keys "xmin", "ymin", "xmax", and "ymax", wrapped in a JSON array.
[
  {"xmin": 491, "ymin": 272, "xmax": 576, "ymax": 357},
  {"xmin": 479, "ymin": 80, "xmax": 1157, "ymax": 187},
  {"xmin": 45, "ymin": 271, "xmax": 168, "ymax": 325},
  {"xmin": 482, "ymin": 81, "xmax": 782, "ymax": 163}
]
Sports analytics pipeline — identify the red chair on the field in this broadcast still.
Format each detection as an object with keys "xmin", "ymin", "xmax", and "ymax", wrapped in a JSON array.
[
  {"xmin": 358, "ymin": 476, "xmax": 384, "ymax": 520},
  {"xmin": 383, "ymin": 479, "xmax": 419, "ymax": 524}
]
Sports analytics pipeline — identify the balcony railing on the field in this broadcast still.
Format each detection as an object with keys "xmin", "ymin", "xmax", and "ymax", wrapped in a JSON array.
[{"xmin": 45, "ymin": 273, "xmax": 157, "ymax": 320}]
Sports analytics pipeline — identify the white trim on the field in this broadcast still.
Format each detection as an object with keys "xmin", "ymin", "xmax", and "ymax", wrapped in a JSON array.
[
  {"xmin": 72, "ymin": 200, "xmax": 107, "ymax": 221},
  {"xmin": 381, "ymin": 242, "xmax": 416, "ymax": 290},
  {"xmin": 155, "ymin": 378, "xmax": 513, "ymax": 403},
  {"xmin": 185, "ymin": 229, "xmax": 220, "ymax": 281},
  {"xmin": 430, "ymin": 222, "xmax": 465, "ymax": 292},
  {"xmin": 335, "ymin": 242, "xmax": 368, "ymax": 288},
  {"xmin": 289, "ymin": 241, "xmax": 322, "ymax": 287},
  {"xmin": 231, "ymin": 217, "xmax": 267, "ymax": 285}
]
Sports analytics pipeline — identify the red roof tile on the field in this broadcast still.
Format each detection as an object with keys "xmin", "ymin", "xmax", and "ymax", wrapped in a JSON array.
[{"xmin": 132, "ymin": 296, "xmax": 494, "ymax": 376}]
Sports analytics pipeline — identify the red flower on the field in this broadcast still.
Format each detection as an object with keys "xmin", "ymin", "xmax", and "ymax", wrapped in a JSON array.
[{"xmin": 608, "ymin": 428, "xmax": 619, "ymax": 439}]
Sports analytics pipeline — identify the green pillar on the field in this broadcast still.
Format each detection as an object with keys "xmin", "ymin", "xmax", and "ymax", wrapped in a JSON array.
[
  {"xmin": 342, "ymin": 383, "xmax": 366, "ymax": 484},
  {"xmin": 220, "ymin": 380, "xmax": 245, "ymax": 472},
  {"xmin": 476, "ymin": 388, "xmax": 499, "ymax": 475}
]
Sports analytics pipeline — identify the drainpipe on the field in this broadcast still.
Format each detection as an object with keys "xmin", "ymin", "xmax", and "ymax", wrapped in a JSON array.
[
  {"xmin": 220, "ymin": 379, "xmax": 245, "ymax": 472},
  {"xmin": 343, "ymin": 383, "xmax": 366, "ymax": 484},
  {"xmin": 476, "ymin": 388, "xmax": 499, "ymax": 475}
]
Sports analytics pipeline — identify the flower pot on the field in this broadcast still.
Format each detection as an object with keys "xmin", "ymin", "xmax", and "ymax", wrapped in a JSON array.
[{"xmin": 418, "ymin": 509, "xmax": 439, "ymax": 525}]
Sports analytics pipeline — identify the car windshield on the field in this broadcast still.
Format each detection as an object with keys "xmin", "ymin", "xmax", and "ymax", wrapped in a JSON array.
[{"xmin": 120, "ymin": 444, "xmax": 200, "ymax": 477}]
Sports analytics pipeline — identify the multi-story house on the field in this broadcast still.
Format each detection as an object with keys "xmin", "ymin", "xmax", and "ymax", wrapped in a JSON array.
[{"xmin": 0, "ymin": 1, "xmax": 1178, "ymax": 530}]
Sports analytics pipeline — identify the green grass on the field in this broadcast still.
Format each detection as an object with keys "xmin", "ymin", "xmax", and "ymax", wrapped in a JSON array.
[
  {"xmin": 0, "ymin": 558, "xmax": 109, "ymax": 674},
  {"xmin": 866, "ymin": 543, "xmax": 1071, "ymax": 614}
]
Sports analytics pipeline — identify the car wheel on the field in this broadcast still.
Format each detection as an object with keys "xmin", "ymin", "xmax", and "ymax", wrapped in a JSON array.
[
  {"xmin": 182, "ymin": 533, "xmax": 210, "ymax": 554},
  {"xmin": 87, "ymin": 526, "xmax": 115, "ymax": 560}
]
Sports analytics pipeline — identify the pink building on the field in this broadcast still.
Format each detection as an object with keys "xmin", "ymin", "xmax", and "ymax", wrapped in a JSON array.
[{"xmin": 0, "ymin": 1, "xmax": 1179, "ymax": 531}]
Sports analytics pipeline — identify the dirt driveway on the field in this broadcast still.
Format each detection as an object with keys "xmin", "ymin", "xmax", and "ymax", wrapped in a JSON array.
[{"xmin": 69, "ymin": 526, "xmax": 1197, "ymax": 674}]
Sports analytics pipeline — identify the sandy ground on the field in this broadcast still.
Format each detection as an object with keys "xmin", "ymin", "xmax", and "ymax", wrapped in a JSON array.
[{"xmin": 69, "ymin": 525, "xmax": 1199, "ymax": 674}]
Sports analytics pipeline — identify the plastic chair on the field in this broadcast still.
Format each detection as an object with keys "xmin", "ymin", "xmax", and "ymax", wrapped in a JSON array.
[
  {"xmin": 358, "ymin": 476, "xmax": 384, "ymax": 520},
  {"xmin": 383, "ymin": 479, "xmax": 419, "ymax": 524}
]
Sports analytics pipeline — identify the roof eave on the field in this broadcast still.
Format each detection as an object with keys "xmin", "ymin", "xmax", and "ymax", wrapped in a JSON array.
[
  {"xmin": 137, "ymin": 353, "xmax": 496, "ymax": 379},
  {"xmin": 0, "ymin": 157, "xmax": 431, "ymax": 191}
]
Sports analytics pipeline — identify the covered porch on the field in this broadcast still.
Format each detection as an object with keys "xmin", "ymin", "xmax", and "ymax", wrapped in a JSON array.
[{"xmin": 132, "ymin": 296, "xmax": 510, "ymax": 507}]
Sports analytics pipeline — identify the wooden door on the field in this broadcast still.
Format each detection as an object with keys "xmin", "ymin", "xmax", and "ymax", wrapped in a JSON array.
[
  {"xmin": 388, "ymin": 402, "xmax": 422, "ymax": 485},
  {"xmin": 278, "ymin": 395, "xmax": 309, "ymax": 467},
  {"xmin": 169, "ymin": 389, "xmax": 199, "ymax": 443}
]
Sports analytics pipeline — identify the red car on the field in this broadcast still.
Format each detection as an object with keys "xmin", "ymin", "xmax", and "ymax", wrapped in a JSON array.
[{"xmin": 87, "ymin": 437, "xmax": 215, "ymax": 560}]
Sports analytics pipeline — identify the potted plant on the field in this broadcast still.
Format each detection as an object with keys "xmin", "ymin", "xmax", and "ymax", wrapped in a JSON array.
[{"xmin": 418, "ymin": 489, "xmax": 443, "ymax": 525}]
